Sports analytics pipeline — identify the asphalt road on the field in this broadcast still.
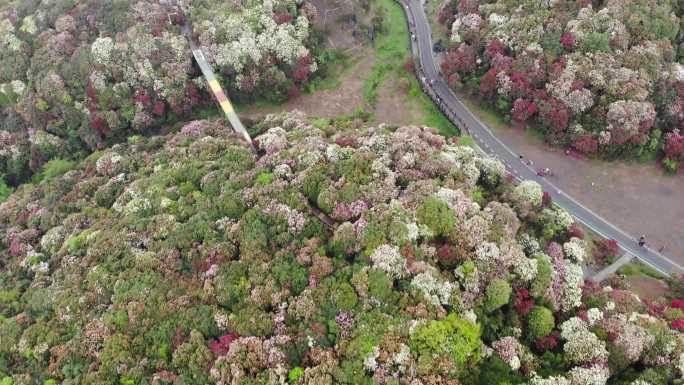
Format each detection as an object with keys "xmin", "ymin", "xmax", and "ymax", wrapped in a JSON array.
[{"xmin": 400, "ymin": 0, "xmax": 684, "ymax": 276}]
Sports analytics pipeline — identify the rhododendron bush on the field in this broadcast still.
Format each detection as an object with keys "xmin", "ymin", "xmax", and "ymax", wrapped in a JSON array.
[
  {"xmin": 0, "ymin": 0, "xmax": 319, "ymax": 186},
  {"xmin": 1, "ymin": 111, "xmax": 683, "ymax": 384},
  {"xmin": 438, "ymin": 0, "xmax": 684, "ymax": 170}
]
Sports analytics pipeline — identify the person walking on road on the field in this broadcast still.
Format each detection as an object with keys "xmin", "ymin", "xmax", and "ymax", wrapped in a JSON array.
[{"xmin": 638, "ymin": 235, "xmax": 646, "ymax": 247}]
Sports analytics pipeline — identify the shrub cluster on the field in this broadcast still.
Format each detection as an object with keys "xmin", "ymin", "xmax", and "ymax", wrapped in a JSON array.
[
  {"xmin": 1, "ymin": 111, "xmax": 683, "ymax": 384},
  {"xmin": 0, "ymin": 0, "xmax": 320, "ymax": 186},
  {"xmin": 438, "ymin": 0, "xmax": 684, "ymax": 170}
]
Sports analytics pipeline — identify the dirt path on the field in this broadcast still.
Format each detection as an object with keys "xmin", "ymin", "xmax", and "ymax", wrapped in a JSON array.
[{"xmin": 463, "ymin": 99, "xmax": 684, "ymax": 263}]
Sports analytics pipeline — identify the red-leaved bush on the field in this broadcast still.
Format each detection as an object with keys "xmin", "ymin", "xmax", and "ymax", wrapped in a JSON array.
[
  {"xmin": 535, "ymin": 334, "xmax": 558, "ymax": 351},
  {"xmin": 672, "ymin": 319, "xmax": 684, "ymax": 331},
  {"xmin": 513, "ymin": 290, "xmax": 535, "ymax": 317},
  {"xmin": 593, "ymin": 238, "xmax": 619, "ymax": 266},
  {"xmin": 211, "ymin": 332, "xmax": 239, "ymax": 356}
]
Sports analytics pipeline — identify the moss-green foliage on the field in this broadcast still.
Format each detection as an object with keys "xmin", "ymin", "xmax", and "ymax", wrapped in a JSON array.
[
  {"xmin": 288, "ymin": 367, "xmax": 304, "ymax": 382},
  {"xmin": 416, "ymin": 196, "xmax": 454, "ymax": 237},
  {"xmin": 460, "ymin": 355, "xmax": 527, "ymax": 385},
  {"xmin": 410, "ymin": 313, "xmax": 482, "ymax": 370},
  {"xmin": 485, "ymin": 279, "xmax": 512, "ymax": 313},
  {"xmin": 34, "ymin": 158, "xmax": 75, "ymax": 184},
  {"xmin": 527, "ymin": 306, "xmax": 554, "ymax": 339},
  {"xmin": 531, "ymin": 255, "xmax": 552, "ymax": 298},
  {"xmin": 171, "ymin": 330, "xmax": 213, "ymax": 384},
  {"xmin": 0, "ymin": 177, "xmax": 11, "ymax": 204}
]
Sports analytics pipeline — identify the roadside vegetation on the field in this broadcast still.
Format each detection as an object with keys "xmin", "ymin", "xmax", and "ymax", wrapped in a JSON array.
[{"xmin": 435, "ymin": 0, "xmax": 684, "ymax": 173}]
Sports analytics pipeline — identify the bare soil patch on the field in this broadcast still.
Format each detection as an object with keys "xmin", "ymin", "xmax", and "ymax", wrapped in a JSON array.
[{"xmin": 625, "ymin": 276, "xmax": 669, "ymax": 301}]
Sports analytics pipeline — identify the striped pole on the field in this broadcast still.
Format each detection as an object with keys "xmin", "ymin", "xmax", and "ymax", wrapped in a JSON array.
[{"xmin": 187, "ymin": 34, "xmax": 256, "ymax": 152}]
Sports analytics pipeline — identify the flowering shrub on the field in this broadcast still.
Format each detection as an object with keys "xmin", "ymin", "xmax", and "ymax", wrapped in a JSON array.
[
  {"xmin": 0, "ymin": 111, "xmax": 682, "ymax": 383},
  {"xmin": 0, "ymin": 0, "xmax": 320, "ymax": 185},
  {"xmin": 438, "ymin": 0, "xmax": 684, "ymax": 167}
]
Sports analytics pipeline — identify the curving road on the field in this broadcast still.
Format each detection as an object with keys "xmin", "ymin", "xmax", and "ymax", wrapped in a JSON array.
[{"xmin": 398, "ymin": 0, "xmax": 684, "ymax": 276}]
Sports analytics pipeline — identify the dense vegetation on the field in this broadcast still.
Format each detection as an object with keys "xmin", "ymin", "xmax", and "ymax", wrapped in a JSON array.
[
  {"xmin": 437, "ymin": 0, "xmax": 684, "ymax": 171},
  {"xmin": 1, "ymin": 111, "xmax": 684, "ymax": 384},
  {"xmin": 0, "ymin": 0, "xmax": 320, "ymax": 188}
]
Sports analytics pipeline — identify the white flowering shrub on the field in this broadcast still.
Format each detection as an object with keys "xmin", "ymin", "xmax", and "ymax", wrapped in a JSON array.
[
  {"xmin": 563, "ymin": 237, "xmax": 586, "ymax": 263},
  {"xmin": 370, "ymin": 244, "xmax": 408, "ymax": 279},
  {"xmin": 512, "ymin": 180, "xmax": 543, "ymax": 209}
]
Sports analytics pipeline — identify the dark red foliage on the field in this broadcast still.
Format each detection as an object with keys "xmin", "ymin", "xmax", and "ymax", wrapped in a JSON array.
[
  {"xmin": 90, "ymin": 116, "xmax": 109, "ymax": 135},
  {"xmin": 445, "ymin": 44, "xmax": 476, "ymax": 75},
  {"xmin": 511, "ymin": 98, "xmax": 536, "ymax": 123},
  {"xmin": 437, "ymin": 244, "xmax": 460, "ymax": 268},
  {"xmin": 211, "ymin": 333, "xmax": 239, "ymax": 356},
  {"xmin": 576, "ymin": 309, "xmax": 589, "ymax": 322},
  {"xmin": 573, "ymin": 134, "xmax": 598, "ymax": 154},
  {"xmin": 671, "ymin": 299, "xmax": 684, "ymax": 309},
  {"xmin": 560, "ymin": 32, "xmax": 575, "ymax": 50},
  {"xmin": 404, "ymin": 58, "xmax": 415, "ymax": 74},
  {"xmin": 274, "ymin": 13, "xmax": 294, "ymax": 24},
  {"xmin": 485, "ymin": 38, "xmax": 506, "ymax": 60},
  {"xmin": 292, "ymin": 54, "xmax": 313, "ymax": 83},
  {"xmin": 672, "ymin": 319, "xmax": 684, "ymax": 331},
  {"xmin": 665, "ymin": 129, "xmax": 684, "ymax": 160},
  {"xmin": 479, "ymin": 68, "xmax": 498, "ymax": 96},
  {"xmin": 542, "ymin": 191, "xmax": 551, "ymax": 206},
  {"xmin": 133, "ymin": 92, "xmax": 151, "ymax": 106},
  {"xmin": 535, "ymin": 334, "xmax": 558, "ymax": 351},
  {"xmin": 513, "ymin": 290, "xmax": 534, "ymax": 316},
  {"xmin": 153, "ymin": 101, "xmax": 166, "ymax": 117},
  {"xmin": 593, "ymin": 239, "xmax": 619, "ymax": 266},
  {"xmin": 643, "ymin": 299, "xmax": 667, "ymax": 317},
  {"xmin": 539, "ymin": 98, "xmax": 571, "ymax": 133}
]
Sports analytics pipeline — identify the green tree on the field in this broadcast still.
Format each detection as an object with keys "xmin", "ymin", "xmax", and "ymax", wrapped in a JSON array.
[
  {"xmin": 485, "ymin": 279, "xmax": 512, "ymax": 313},
  {"xmin": 527, "ymin": 306, "xmax": 554, "ymax": 339},
  {"xmin": 0, "ymin": 176, "xmax": 12, "ymax": 204},
  {"xmin": 172, "ymin": 330, "xmax": 213, "ymax": 384},
  {"xmin": 410, "ymin": 313, "xmax": 482, "ymax": 369},
  {"xmin": 416, "ymin": 196, "xmax": 455, "ymax": 237}
]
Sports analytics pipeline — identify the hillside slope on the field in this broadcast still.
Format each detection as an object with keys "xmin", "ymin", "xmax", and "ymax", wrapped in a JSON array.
[{"xmin": 0, "ymin": 112, "xmax": 683, "ymax": 384}]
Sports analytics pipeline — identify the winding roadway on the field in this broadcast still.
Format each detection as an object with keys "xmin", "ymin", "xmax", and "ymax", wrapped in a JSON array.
[{"xmin": 399, "ymin": 0, "xmax": 684, "ymax": 276}]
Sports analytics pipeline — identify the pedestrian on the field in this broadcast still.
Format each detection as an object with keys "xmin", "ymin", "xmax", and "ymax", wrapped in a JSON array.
[
  {"xmin": 519, "ymin": 154, "xmax": 524, "ymax": 160},
  {"xmin": 658, "ymin": 245, "xmax": 665, "ymax": 253},
  {"xmin": 638, "ymin": 235, "xmax": 646, "ymax": 247}
]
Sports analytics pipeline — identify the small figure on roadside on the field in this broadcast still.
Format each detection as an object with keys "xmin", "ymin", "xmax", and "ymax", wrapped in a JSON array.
[
  {"xmin": 565, "ymin": 149, "xmax": 570, "ymax": 156},
  {"xmin": 527, "ymin": 159, "xmax": 534, "ymax": 166},
  {"xmin": 519, "ymin": 154, "xmax": 524, "ymax": 160},
  {"xmin": 638, "ymin": 235, "xmax": 646, "ymax": 247},
  {"xmin": 658, "ymin": 245, "xmax": 665, "ymax": 253}
]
